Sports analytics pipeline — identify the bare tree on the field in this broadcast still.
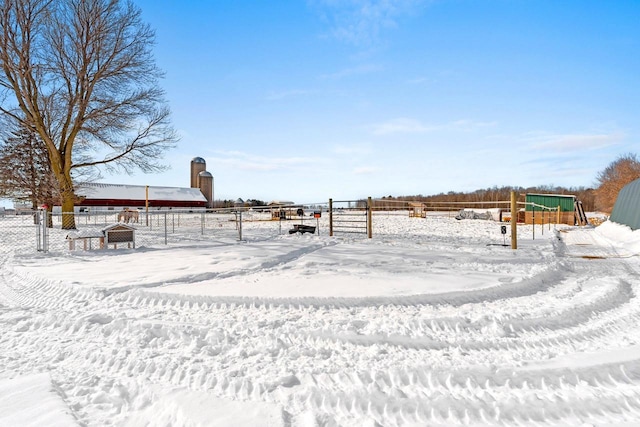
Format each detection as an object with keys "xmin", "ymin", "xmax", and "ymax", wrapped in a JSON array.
[
  {"xmin": 0, "ymin": 0, "xmax": 177, "ymax": 229},
  {"xmin": 594, "ymin": 153, "xmax": 640, "ymax": 213}
]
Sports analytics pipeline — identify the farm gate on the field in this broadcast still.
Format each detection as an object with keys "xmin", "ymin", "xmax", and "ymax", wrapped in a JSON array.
[{"xmin": 328, "ymin": 198, "xmax": 372, "ymax": 238}]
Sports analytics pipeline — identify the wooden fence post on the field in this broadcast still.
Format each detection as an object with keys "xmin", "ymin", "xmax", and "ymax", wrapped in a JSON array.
[{"xmin": 511, "ymin": 191, "xmax": 517, "ymax": 250}]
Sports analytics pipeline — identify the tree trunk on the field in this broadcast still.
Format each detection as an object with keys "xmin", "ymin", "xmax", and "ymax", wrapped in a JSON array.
[
  {"xmin": 58, "ymin": 169, "xmax": 77, "ymax": 229},
  {"xmin": 61, "ymin": 194, "xmax": 76, "ymax": 230},
  {"xmin": 50, "ymin": 156, "xmax": 77, "ymax": 229}
]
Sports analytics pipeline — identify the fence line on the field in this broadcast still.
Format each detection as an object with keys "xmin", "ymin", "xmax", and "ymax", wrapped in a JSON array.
[
  {"xmin": 1, "ymin": 208, "xmax": 335, "ymax": 253},
  {"xmin": 0, "ymin": 198, "xmax": 570, "ymax": 253}
]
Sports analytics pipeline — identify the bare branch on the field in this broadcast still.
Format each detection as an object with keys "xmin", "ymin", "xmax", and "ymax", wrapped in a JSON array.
[
  {"xmin": 594, "ymin": 153, "xmax": 640, "ymax": 213},
  {"xmin": 0, "ymin": 0, "xmax": 178, "ymax": 228}
]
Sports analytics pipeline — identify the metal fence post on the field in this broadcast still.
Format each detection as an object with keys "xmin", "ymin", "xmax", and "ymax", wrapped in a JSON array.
[
  {"xmin": 532, "ymin": 207, "xmax": 535, "ymax": 240},
  {"xmin": 164, "ymin": 212, "xmax": 168, "ymax": 245},
  {"xmin": 329, "ymin": 198, "xmax": 333, "ymax": 236},
  {"xmin": 238, "ymin": 211, "xmax": 243, "ymax": 241},
  {"xmin": 35, "ymin": 210, "xmax": 42, "ymax": 252},
  {"xmin": 45, "ymin": 210, "xmax": 49, "ymax": 252},
  {"xmin": 367, "ymin": 196, "xmax": 373, "ymax": 238},
  {"xmin": 36, "ymin": 209, "xmax": 49, "ymax": 252}
]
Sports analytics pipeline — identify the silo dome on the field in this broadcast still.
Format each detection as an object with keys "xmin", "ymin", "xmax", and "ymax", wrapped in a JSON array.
[
  {"xmin": 190, "ymin": 157, "xmax": 207, "ymax": 188},
  {"xmin": 198, "ymin": 170, "xmax": 214, "ymax": 208}
]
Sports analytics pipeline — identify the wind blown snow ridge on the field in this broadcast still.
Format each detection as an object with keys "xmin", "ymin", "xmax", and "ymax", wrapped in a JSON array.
[
  {"xmin": 126, "ymin": 258, "xmax": 564, "ymax": 309},
  {"xmin": 2, "ymin": 216, "xmax": 640, "ymax": 426}
]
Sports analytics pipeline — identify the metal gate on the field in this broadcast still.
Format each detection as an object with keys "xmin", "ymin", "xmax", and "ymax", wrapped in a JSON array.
[{"xmin": 328, "ymin": 197, "xmax": 372, "ymax": 238}]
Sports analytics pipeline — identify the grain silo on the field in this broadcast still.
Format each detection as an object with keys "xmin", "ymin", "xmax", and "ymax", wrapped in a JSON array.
[
  {"xmin": 198, "ymin": 171, "xmax": 214, "ymax": 208},
  {"xmin": 190, "ymin": 157, "xmax": 206, "ymax": 188}
]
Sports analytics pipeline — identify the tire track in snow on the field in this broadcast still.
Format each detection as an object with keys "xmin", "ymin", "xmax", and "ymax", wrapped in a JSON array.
[
  {"xmin": 123, "ymin": 257, "xmax": 566, "ymax": 310},
  {"xmin": 2, "ymin": 228, "xmax": 640, "ymax": 425}
]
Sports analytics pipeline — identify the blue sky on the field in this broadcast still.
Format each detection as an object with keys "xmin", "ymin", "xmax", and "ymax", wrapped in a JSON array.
[{"xmin": 104, "ymin": 0, "xmax": 639, "ymax": 204}]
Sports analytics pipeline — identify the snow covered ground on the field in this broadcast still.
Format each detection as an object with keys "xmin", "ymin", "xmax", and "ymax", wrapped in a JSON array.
[{"xmin": 1, "ymin": 213, "xmax": 640, "ymax": 426}]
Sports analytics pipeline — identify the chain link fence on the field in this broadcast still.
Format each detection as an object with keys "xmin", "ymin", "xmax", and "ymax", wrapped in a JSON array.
[
  {"xmin": 0, "ymin": 208, "xmax": 331, "ymax": 254},
  {"xmin": 0, "ymin": 211, "xmax": 43, "ymax": 254}
]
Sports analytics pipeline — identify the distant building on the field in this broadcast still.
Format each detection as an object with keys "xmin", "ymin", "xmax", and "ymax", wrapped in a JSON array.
[
  {"xmin": 74, "ymin": 183, "xmax": 207, "ymax": 211},
  {"xmin": 267, "ymin": 200, "xmax": 299, "ymax": 220},
  {"xmin": 54, "ymin": 156, "xmax": 215, "ymax": 212},
  {"xmin": 408, "ymin": 202, "xmax": 427, "ymax": 218},
  {"xmin": 268, "ymin": 200, "xmax": 295, "ymax": 206},
  {"xmin": 524, "ymin": 193, "xmax": 586, "ymax": 226}
]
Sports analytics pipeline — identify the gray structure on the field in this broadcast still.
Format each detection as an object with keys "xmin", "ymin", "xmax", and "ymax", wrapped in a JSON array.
[{"xmin": 610, "ymin": 178, "xmax": 640, "ymax": 230}]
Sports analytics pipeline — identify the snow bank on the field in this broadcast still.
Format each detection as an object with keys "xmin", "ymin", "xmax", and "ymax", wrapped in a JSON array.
[{"xmin": 596, "ymin": 220, "xmax": 640, "ymax": 255}]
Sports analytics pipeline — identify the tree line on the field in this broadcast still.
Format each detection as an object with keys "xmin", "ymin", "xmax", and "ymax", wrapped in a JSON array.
[
  {"xmin": 370, "ymin": 153, "xmax": 640, "ymax": 214},
  {"xmin": 373, "ymin": 185, "xmax": 596, "ymax": 211}
]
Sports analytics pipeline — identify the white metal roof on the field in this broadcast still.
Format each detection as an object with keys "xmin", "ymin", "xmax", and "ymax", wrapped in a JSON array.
[
  {"xmin": 526, "ymin": 193, "xmax": 576, "ymax": 198},
  {"xmin": 268, "ymin": 200, "xmax": 295, "ymax": 206},
  {"xmin": 76, "ymin": 183, "xmax": 207, "ymax": 202}
]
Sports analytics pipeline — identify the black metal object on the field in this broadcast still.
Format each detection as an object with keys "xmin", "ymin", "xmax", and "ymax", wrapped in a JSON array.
[{"xmin": 289, "ymin": 224, "xmax": 316, "ymax": 234}]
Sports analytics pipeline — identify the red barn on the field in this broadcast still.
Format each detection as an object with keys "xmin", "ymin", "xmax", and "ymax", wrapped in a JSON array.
[{"xmin": 75, "ymin": 183, "xmax": 207, "ymax": 210}]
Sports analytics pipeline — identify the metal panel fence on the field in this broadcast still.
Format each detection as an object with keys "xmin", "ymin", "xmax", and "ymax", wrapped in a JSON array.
[{"xmin": 0, "ymin": 208, "xmax": 332, "ymax": 254}]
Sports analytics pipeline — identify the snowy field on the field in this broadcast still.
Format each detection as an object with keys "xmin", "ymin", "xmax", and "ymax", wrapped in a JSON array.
[{"xmin": 1, "ymin": 213, "xmax": 640, "ymax": 426}]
